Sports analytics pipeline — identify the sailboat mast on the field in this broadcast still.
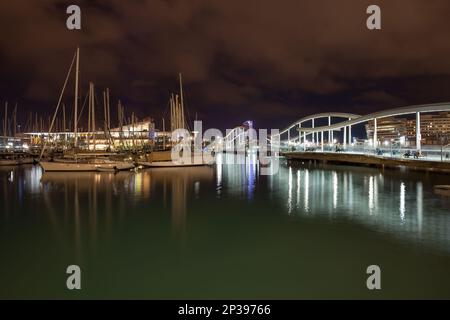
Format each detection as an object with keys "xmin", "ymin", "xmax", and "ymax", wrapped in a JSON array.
[
  {"xmin": 39, "ymin": 50, "xmax": 76, "ymax": 160},
  {"xmin": 170, "ymin": 94, "xmax": 173, "ymax": 132},
  {"xmin": 179, "ymin": 73, "xmax": 185, "ymax": 130},
  {"xmin": 103, "ymin": 90, "xmax": 107, "ymax": 138},
  {"xmin": 74, "ymin": 47, "xmax": 80, "ymax": 147},
  {"xmin": 162, "ymin": 117, "xmax": 166, "ymax": 149},
  {"xmin": 175, "ymin": 95, "xmax": 181, "ymax": 129},
  {"xmin": 87, "ymin": 84, "xmax": 91, "ymax": 149},
  {"xmin": 104, "ymin": 88, "xmax": 112, "ymax": 146},
  {"xmin": 106, "ymin": 88, "xmax": 111, "ymax": 131},
  {"xmin": 13, "ymin": 103, "xmax": 17, "ymax": 137},
  {"xmin": 3, "ymin": 102, "xmax": 7, "ymax": 137},
  {"xmin": 90, "ymin": 82, "xmax": 96, "ymax": 150},
  {"xmin": 63, "ymin": 103, "xmax": 66, "ymax": 143}
]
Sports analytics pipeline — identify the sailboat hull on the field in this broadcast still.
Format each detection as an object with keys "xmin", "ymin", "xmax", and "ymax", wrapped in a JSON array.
[
  {"xmin": 0, "ymin": 158, "xmax": 35, "ymax": 166},
  {"xmin": 40, "ymin": 161, "xmax": 135, "ymax": 172},
  {"xmin": 0, "ymin": 160, "xmax": 19, "ymax": 166},
  {"xmin": 137, "ymin": 161, "xmax": 208, "ymax": 168}
]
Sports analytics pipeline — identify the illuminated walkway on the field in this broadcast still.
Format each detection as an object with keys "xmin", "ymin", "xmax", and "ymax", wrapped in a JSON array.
[{"xmin": 276, "ymin": 102, "xmax": 450, "ymax": 154}]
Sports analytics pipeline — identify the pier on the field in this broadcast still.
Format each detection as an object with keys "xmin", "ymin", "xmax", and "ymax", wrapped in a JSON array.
[{"xmin": 283, "ymin": 151, "xmax": 450, "ymax": 173}]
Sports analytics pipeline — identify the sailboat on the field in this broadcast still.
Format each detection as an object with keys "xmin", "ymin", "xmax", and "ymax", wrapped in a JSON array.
[
  {"xmin": 137, "ymin": 74, "xmax": 208, "ymax": 168},
  {"xmin": 39, "ymin": 48, "xmax": 135, "ymax": 173},
  {"xmin": 40, "ymin": 158, "xmax": 134, "ymax": 172},
  {"xmin": 0, "ymin": 102, "xmax": 35, "ymax": 166},
  {"xmin": 0, "ymin": 154, "xmax": 35, "ymax": 166}
]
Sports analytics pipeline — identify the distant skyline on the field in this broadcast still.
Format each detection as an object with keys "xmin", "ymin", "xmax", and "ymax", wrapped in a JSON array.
[{"xmin": 1, "ymin": 0, "xmax": 450, "ymax": 131}]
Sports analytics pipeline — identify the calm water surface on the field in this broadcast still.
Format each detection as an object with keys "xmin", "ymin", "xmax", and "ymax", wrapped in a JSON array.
[{"xmin": 1, "ymin": 154, "xmax": 450, "ymax": 299}]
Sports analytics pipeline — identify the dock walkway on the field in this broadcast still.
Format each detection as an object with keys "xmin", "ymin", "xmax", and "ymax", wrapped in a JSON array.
[{"xmin": 283, "ymin": 151, "xmax": 450, "ymax": 173}]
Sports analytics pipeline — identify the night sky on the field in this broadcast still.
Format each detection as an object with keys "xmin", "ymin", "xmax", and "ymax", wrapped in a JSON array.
[{"xmin": 1, "ymin": 0, "xmax": 450, "ymax": 132}]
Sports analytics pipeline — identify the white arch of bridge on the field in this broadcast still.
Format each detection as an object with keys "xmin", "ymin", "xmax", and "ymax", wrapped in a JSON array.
[
  {"xmin": 278, "ymin": 102, "xmax": 450, "ymax": 151},
  {"xmin": 279, "ymin": 112, "xmax": 360, "ymax": 147}
]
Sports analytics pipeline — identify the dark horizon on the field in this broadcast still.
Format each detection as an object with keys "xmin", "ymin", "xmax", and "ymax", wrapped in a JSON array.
[{"xmin": 2, "ymin": 1, "xmax": 450, "ymax": 132}]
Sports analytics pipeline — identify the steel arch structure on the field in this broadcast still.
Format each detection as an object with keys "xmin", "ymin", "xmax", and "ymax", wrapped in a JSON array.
[{"xmin": 277, "ymin": 102, "xmax": 450, "ymax": 151}]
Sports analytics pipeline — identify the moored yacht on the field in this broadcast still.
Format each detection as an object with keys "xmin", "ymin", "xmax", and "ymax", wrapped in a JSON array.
[{"xmin": 40, "ymin": 158, "xmax": 135, "ymax": 172}]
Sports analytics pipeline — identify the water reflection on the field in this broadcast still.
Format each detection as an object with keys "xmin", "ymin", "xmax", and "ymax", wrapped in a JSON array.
[
  {"xmin": 3, "ymin": 166, "xmax": 215, "ymax": 258},
  {"xmin": 212, "ymin": 156, "xmax": 450, "ymax": 253},
  {"xmin": 368, "ymin": 176, "xmax": 374, "ymax": 215},
  {"xmin": 417, "ymin": 182, "xmax": 423, "ymax": 232},
  {"xmin": 332, "ymin": 171, "xmax": 338, "ymax": 210},
  {"xmin": 304, "ymin": 169, "xmax": 309, "ymax": 212},
  {"xmin": 1, "ymin": 158, "xmax": 450, "ymax": 254},
  {"xmin": 287, "ymin": 167, "xmax": 292, "ymax": 214},
  {"xmin": 400, "ymin": 182, "xmax": 406, "ymax": 222},
  {"xmin": 274, "ymin": 162, "xmax": 450, "ymax": 252}
]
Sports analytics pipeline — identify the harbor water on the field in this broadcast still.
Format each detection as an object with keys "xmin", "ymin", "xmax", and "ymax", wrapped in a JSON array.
[{"xmin": 1, "ymin": 154, "xmax": 450, "ymax": 299}]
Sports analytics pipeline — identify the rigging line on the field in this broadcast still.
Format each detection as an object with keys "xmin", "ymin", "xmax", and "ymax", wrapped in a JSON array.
[
  {"xmin": 39, "ymin": 51, "xmax": 77, "ymax": 160},
  {"xmin": 76, "ymin": 91, "xmax": 89, "ymax": 127},
  {"xmin": 93, "ymin": 90, "xmax": 102, "ymax": 132},
  {"xmin": 162, "ymin": 98, "xmax": 170, "ymax": 123},
  {"xmin": 184, "ymin": 90, "xmax": 193, "ymax": 132}
]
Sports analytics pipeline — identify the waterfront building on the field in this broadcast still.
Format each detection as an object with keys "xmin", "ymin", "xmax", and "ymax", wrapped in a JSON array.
[{"xmin": 365, "ymin": 112, "xmax": 450, "ymax": 146}]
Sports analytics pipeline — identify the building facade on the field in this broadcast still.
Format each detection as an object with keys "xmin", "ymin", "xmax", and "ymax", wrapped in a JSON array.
[{"xmin": 365, "ymin": 112, "xmax": 450, "ymax": 146}]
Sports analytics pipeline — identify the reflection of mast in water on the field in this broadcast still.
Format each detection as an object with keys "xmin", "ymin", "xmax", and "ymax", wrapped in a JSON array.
[
  {"xmin": 74, "ymin": 178, "xmax": 82, "ymax": 262},
  {"xmin": 89, "ymin": 174, "xmax": 98, "ymax": 250},
  {"xmin": 149, "ymin": 167, "xmax": 214, "ymax": 239},
  {"xmin": 171, "ymin": 174, "xmax": 187, "ymax": 239},
  {"xmin": 2, "ymin": 173, "xmax": 7, "ymax": 218}
]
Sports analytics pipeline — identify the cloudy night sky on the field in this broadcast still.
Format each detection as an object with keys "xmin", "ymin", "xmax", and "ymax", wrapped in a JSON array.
[{"xmin": 1, "ymin": 0, "xmax": 450, "ymax": 131}]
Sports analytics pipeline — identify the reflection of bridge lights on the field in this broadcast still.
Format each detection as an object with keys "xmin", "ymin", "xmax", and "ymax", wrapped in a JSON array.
[
  {"xmin": 400, "ymin": 182, "xmax": 406, "ymax": 221},
  {"xmin": 287, "ymin": 167, "xmax": 293, "ymax": 214},
  {"xmin": 332, "ymin": 171, "xmax": 338, "ymax": 209}
]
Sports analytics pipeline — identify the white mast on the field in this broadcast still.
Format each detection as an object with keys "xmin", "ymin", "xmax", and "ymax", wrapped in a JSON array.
[
  {"xmin": 170, "ymin": 94, "xmax": 174, "ymax": 131},
  {"xmin": 175, "ymin": 94, "xmax": 180, "ymax": 129},
  {"xmin": 90, "ymin": 82, "xmax": 96, "ymax": 150},
  {"xmin": 74, "ymin": 47, "xmax": 80, "ymax": 147},
  {"xmin": 39, "ymin": 50, "xmax": 76, "ymax": 160},
  {"xmin": 179, "ymin": 73, "xmax": 185, "ymax": 129},
  {"xmin": 3, "ymin": 102, "xmax": 7, "ymax": 137}
]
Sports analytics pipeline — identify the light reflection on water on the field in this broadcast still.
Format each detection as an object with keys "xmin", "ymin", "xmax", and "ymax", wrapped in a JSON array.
[
  {"xmin": 276, "ymin": 161, "xmax": 450, "ymax": 252},
  {"xmin": 1, "ymin": 155, "xmax": 450, "ymax": 256}
]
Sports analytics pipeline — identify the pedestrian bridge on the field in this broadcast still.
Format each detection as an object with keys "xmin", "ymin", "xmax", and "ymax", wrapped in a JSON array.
[{"xmin": 275, "ymin": 102, "xmax": 450, "ymax": 152}]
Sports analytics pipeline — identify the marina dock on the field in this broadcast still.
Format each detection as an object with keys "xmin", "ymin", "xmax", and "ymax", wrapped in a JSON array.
[{"xmin": 283, "ymin": 151, "xmax": 450, "ymax": 173}]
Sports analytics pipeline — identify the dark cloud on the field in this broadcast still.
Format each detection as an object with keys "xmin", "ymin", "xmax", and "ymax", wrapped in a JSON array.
[{"xmin": 1, "ymin": 0, "xmax": 450, "ymax": 131}]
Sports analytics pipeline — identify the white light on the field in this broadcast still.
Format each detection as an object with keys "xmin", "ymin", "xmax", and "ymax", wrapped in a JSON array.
[{"xmin": 384, "ymin": 141, "xmax": 389, "ymax": 146}]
